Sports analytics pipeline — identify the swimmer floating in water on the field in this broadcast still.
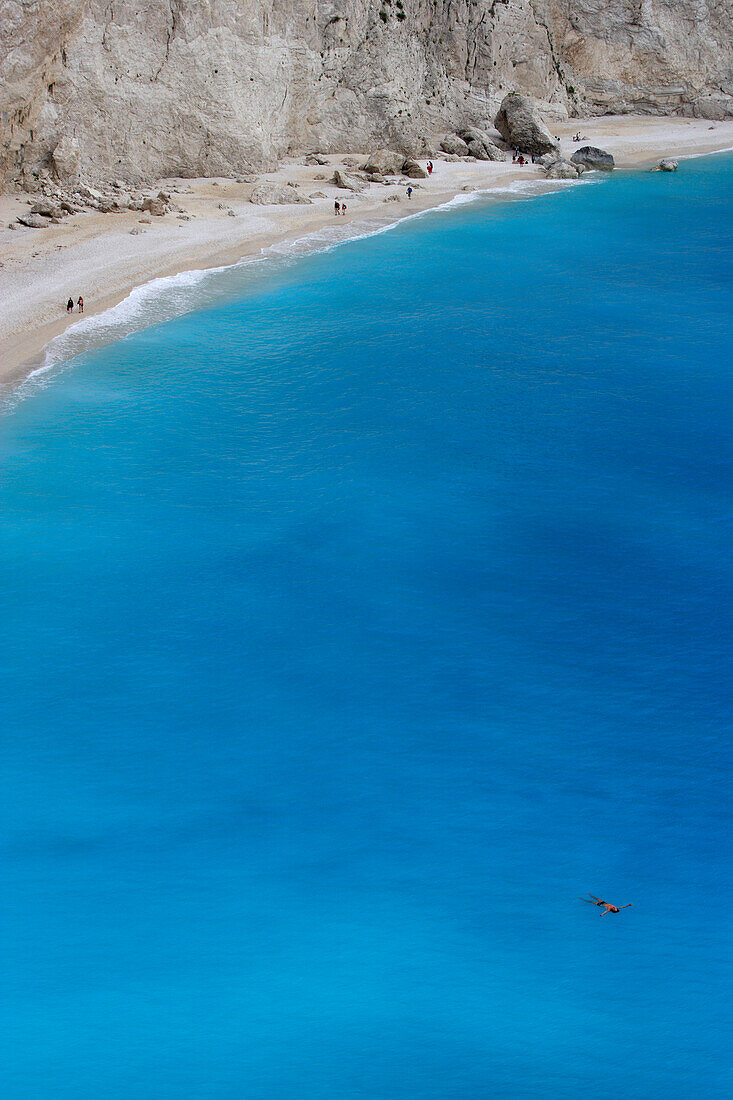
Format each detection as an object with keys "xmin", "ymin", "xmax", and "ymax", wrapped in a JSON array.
[{"xmin": 580, "ymin": 894, "xmax": 633, "ymax": 915}]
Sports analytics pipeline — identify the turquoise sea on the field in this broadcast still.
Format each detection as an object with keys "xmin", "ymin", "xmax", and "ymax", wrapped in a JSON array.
[{"xmin": 2, "ymin": 154, "xmax": 732, "ymax": 1098}]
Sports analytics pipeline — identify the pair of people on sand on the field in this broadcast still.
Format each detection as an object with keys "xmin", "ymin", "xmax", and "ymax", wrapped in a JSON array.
[
  {"xmin": 66, "ymin": 296, "xmax": 83, "ymax": 314},
  {"xmin": 333, "ymin": 201, "xmax": 347, "ymax": 216}
]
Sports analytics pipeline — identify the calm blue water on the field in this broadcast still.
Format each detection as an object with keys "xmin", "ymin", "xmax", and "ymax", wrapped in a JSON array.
[{"xmin": 2, "ymin": 155, "xmax": 732, "ymax": 1098}]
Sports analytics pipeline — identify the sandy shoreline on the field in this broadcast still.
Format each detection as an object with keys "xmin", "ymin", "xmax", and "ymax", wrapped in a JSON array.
[{"xmin": 2, "ymin": 114, "xmax": 733, "ymax": 386}]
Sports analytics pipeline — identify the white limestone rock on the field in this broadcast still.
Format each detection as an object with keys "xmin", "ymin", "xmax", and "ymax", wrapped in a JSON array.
[
  {"xmin": 332, "ymin": 169, "xmax": 367, "ymax": 193},
  {"xmin": 250, "ymin": 183, "xmax": 312, "ymax": 205},
  {"xmin": 1, "ymin": 1, "xmax": 731, "ymax": 187},
  {"xmin": 494, "ymin": 93, "xmax": 557, "ymax": 156}
]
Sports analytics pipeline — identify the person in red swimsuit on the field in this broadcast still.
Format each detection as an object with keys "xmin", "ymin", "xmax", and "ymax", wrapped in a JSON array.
[{"xmin": 581, "ymin": 894, "xmax": 633, "ymax": 915}]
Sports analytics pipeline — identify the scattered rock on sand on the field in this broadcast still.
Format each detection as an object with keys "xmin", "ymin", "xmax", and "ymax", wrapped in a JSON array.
[
  {"xmin": 332, "ymin": 169, "xmax": 367, "ymax": 193},
  {"xmin": 402, "ymin": 159, "xmax": 428, "ymax": 179},
  {"xmin": 17, "ymin": 214, "xmax": 48, "ymax": 228},
  {"xmin": 309, "ymin": 191, "xmax": 327, "ymax": 199},
  {"xmin": 364, "ymin": 149, "xmax": 404, "ymax": 175},
  {"xmin": 250, "ymin": 183, "xmax": 313, "ymax": 204},
  {"xmin": 652, "ymin": 158, "xmax": 679, "ymax": 171},
  {"xmin": 31, "ymin": 201, "xmax": 62, "ymax": 217},
  {"xmin": 142, "ymin": 197, "xmax": 167, "ymax": 215},
  {"xmin": 459, "ymin": 128, "xmax": 505, "ymax": 161},
  {"xmin": 78, "ymin": 184, "xmax": 104, "ymax": 202},
  {"xmin": 440, "ymin": 134, "xmax": 470, "ymax": 157},
  {"xmin": 570, "ymin": 146, "xmax": 615, "ymax": 171},
  {"xmin": 544, "ymin": 159, "xmax": 581, "ymax": 179},
  {"xmin": 493, "ymin": 92, "xmax": 557, "ymax": 155},
  {"xmin": 305, "ymin": 153, "xmax": 329, "ymax": 166}
]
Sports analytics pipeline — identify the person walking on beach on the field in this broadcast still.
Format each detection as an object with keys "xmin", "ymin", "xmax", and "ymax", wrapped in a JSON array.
[
  {"xmin": 334, "ymin": 200, "xmax": 340, "ymax": 216},
  {"xmin": 427, "ymin": 161, "xmax": 433, "ymax": 175},
  {"xmin": 66, "ymin": 296, "xmax": 74, "ymax": 314},
  {"xmin": 407, "ymin": 186, "xmax": 413, "ymax": 200},
  {"xmin": 580, "ymin": 894, "xmax": 633, "ymax": 916},
  {"xmin": 77, "ymin": 296, "xmax": 84, "ymax": 313}
]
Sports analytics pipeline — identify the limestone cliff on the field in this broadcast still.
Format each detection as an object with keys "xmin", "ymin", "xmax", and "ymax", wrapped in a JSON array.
[{"xmin": 1, "ymin": 1, "xmax": 731, "ymax": 187}]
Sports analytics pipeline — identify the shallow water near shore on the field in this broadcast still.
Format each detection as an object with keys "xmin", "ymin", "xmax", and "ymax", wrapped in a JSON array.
[{"xmin": 1, "ymin": 154, "xmax": 732, "ymax": 1098}]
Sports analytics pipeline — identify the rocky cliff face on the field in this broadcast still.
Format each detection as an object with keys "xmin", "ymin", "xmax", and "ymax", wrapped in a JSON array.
[{"xmin": 2, "ymin": 1, "xmax": 731, "ymax": 187}]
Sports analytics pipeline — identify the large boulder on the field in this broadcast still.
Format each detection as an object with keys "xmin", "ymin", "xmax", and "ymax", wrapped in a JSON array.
[
  {"xmin": 50, "ymin": 136, "xmax": 80, "ymax": 182},
  {"xmin": 459, "ymin": 128, "xmax": 505, "ymax": 161},
  {"xmin": 570, "ymin": 146, "xmax": 615, "ymax": 171},
  {"xmin": 466, "ymin": 139, "xmax": 500, "ymax": 162},
  {"xmin": 31, "ymin": 201, "xmax": 63, "ymax": 217},
  {"xmin": 544, "ymin": 159, "xmax": 581, "ymax": 179},
  {"xmin": 250, "ymin": 183, "xmax": 313, "ymax": 204},
  {"xmin": 17, "ymin": 214, "xmax": 48, "ymax": 228},
  {"xmin": 652, "ymin": 158, "xmax": 679, "ymax": 172},
  {"xmin": 401, "ymin": 159, "xmax": 428, "ymax": 179},
  {"xmin": 332, "ymin": 169, "xmax": 367, "ymax": 192},
  {"xmin": 440, "ymin": 134, "xmax": 470, "ymax": 157},
  {"xmin": 364, "ymin": 149, "xmax": 404, "ymax": 176},
  {"xmin": 494, "ymin": 93, "xmax": 557, "ymax": 155},
  {"xmin": 141, "ymin": 196, "xmax": 167, "ymax": 216}
]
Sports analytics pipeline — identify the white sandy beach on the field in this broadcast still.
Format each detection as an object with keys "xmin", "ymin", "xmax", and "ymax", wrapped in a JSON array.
[{"xmin": 1, "ymin": 114, "xmax": 732, "ymax": 384}]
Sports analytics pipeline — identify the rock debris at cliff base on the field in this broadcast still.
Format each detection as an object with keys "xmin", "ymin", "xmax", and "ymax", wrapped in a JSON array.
[{"xmin": 1, "ymin": 1, "xmax": 732, "ymax": 188}]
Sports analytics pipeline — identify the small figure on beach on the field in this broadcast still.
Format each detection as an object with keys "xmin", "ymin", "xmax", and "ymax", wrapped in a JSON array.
[
  {"xmin": 66, "ymin": 296, "xmax": 74, "ymax": 313},
  {"xmin": 334, "ymin": 200, "xmax": 340, "ymax": 216},
  {"xmin": 427, "ymin": 161, "xmax": 433, "ymax": 175},
  {"xmin": 580, "ymin": 894, "xmax": 633, "ymax": 916},
  {"xmin": 406, "ymin": 186, "xmax": 413, "ymax": 200},
  {"xmin": 77, "ymin": 296, "xmax": 84, "ymax": 313},
  {"xmin": 341, "ymin": 202, "xmax": 347, "ymax": 215}
]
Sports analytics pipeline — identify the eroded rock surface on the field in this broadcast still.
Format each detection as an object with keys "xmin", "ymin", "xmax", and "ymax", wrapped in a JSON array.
[
  {"xmin": 250, "ymin": 183, "xmax": 313, "ymax": 205},
  {"xmin": 570, "ymin": 146, "xmax": 615, "ymax": 171},
  {"xmin": 1, "ymin": 1, "xmax": 731, "ymax": 187},
  {"xmin": 494, "ymin": 93, "xmax": 558, "ymax": 155}
]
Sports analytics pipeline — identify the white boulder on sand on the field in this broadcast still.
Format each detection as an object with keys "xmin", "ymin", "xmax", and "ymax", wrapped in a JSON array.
[
  {"xmin": 545, "ymin": 159, "xmax": 582, "ymax": 179},
  {"xmin": 440, "ymin": 134, "xmax": 470, "ymax": 157},
  {"xmin": 458, "ymin": 128, "xmax": 505, "ymax": 161},
  {"xmin": 250, "ymin": 183, "xmax": 313, "ymax": 205},
  {"xmin": 652, "ymin": 158, "xmax": 679, "ymax": 171},
  {"xmin": 493, "ymin": 93, "xmax": 558, "ymax": 155},
  {"xmin": 363, "ymin": 149, "xmax": 405, "ymax": 175},
  {"xmin": 401, "ymin": 159, "xmax": 428, "ymax": 179},
  {"xmin": 571, "ymin": 146, "xmax": 615, "ymax": 171},
  {"xmin": 332, "ymin": 169, "xmax": 367, "ymax": 192}
]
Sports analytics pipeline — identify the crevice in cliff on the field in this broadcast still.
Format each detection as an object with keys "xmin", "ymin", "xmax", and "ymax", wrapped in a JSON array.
[
  {"xmin": 153, "ymin": 0, "xmax": 181, "ymax": 82},
  {"xmin": 527, "ymin": 0, "xmax": 575, "ymax": 113}
]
